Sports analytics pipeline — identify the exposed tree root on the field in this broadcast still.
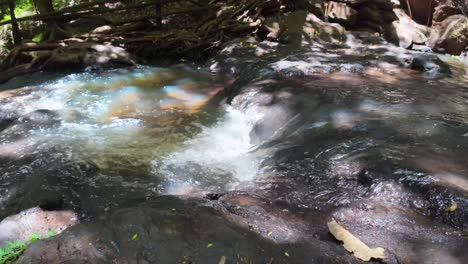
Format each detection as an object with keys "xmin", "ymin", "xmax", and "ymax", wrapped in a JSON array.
[{"xmin": 0, "ymin": 0, "xmax": 282, "ymax": 84}]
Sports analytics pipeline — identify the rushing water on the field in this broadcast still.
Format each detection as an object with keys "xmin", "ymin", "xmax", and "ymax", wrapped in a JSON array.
[
  {"xmin": 0, "ymin": 55, "xmax": 467, "ymax": 263},
  {"xmin": 0, "ymin": 66, "xmax": 259, "ymax": 217}
]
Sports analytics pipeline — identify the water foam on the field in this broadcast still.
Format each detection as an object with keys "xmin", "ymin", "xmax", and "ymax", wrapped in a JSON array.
[{"xmin": 157, "ymin": 106, "xmax": 259, "ymax": 193}]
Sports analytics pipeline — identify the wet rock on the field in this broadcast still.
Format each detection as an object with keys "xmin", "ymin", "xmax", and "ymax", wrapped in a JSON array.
[
  {"xmin": 0, "ymin": 109, "xmax": 61, "ymax": 141},
  {"xmin": 326, "ymin": 1, "xmax": 358, "ymax": 27},
  {"xmin": 0, "ymin": 112, "xmax": 17, "ymax": 132},
  {"xmin": 17, "ymin": 223, "xmax": 117, "ymax": 264},
  {"xmin": 432, "ymin": 4, "xmax": 462, "ymax": 24},
  {"xmin": 333, "ymin": 200, "xmax": 468, "ymax": 264},
  {"xmin": 412, "ymin": 44, "xmax": 433, "ymax": 52},
  {"xmin": 0, "ymin": 207, "xmax": 78, "ymax": 247},
  {"xmin": 303, "ymin": 13, "xmax": 346, "ymax": 44},
  {"xmin": 231, "ymin": 80, "xmax": 305, "ymax": 144},
  {"xmin": 409, "ymin": 54, "xmax": 451, "ymax": 79},
  {"xmin": 428, "ymin": 15, "xmax": 468, "ymax": 55},
  {"xmin": 17, "ymin": 195, "xmax": 351, "ymax": 264},
  {"xmin": 12, "ymin": 109, "xmax": 61, "ymax": 127}
]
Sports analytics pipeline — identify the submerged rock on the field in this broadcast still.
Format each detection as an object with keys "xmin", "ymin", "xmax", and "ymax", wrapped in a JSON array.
[{"xmin": 409, "ymin": 53, "xmax": 451, "ymax": 79}]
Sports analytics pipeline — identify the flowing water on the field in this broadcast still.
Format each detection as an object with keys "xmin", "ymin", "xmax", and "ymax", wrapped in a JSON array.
[
  {"xmin": 0, "ymin": 66, "xmax": 259, "ymax": 217},
  {"xmin": 0, "ymin": 54, "xmax": 467, "ymax": 262}
]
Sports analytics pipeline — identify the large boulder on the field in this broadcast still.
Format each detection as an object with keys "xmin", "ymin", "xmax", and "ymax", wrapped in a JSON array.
[
  {"xmin": 326, "ymin": 1, "xmax": 358, "ymax": 27},
  {"xmin": 389, "ymin": 8, "xmax": 430, "ymax": 48},
  {"xmin": 428, "ymin": 14, "xmax": 468, "ymax": 55}
]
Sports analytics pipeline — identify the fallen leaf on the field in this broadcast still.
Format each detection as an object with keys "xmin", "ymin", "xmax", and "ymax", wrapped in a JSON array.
[
  {"xmin": 218, "ymin": 256, "xmax": 226, "ymax": 264},
  {"xmin": 267, "ymin": 231, "xmax": 273, "ymax": 236},
  {"xmin": 446, "ymin": 203, "xmax": 458, "ymax": 212},
  {"xmin": 207, "ymin": 243, "xmax": 214, "ymax": 248},
  {"xmin": 131, "ymin": 233, "xmax": 138, "ymax": 240},
  {"xmin": 284, "ymin": 252, "xmax": 290, "ymax": 257},
  {"xmin": 327, "ymin": 219, "xmax": 386, "ymax": 261}
]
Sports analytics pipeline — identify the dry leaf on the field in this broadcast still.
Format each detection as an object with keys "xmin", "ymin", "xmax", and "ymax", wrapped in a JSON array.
[
  {"xmin": 327, "ymin": 219, "xmax": 386, "ymax": 261},
  {"xmin": 218, "ymin": 256, "xmax": 226, "ymax": 264},
  {"xmin": 446, "ymin": 203, "xmax": 458, "ymax": 212}
]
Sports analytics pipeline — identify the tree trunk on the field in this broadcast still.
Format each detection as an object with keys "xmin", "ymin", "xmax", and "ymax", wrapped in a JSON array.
[
  {"xmin": 34, "ymin": 0, "xmax": 66, "ymax": 41},
  {"xmin": 8, "ymin": 0, "xmax": 21, "ymax": 46},
  {"xmin": 34, "ymin": 0, "xmax": 54, "ymax": 14}
]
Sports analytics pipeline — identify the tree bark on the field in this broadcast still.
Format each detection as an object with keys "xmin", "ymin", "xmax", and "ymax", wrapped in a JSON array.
[{"xmin": 8, "ymin": 0, "xmax": 22, "ymax": 46}]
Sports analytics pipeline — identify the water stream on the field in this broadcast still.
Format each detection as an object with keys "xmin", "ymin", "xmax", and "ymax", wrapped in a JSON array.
[
  {"xmin": 0, "ymin": 54, "xmax": 467, "ymax": 262},
  {"xmin": 0, "ymin": 66, "xmax": 258, "ymax": 217}
]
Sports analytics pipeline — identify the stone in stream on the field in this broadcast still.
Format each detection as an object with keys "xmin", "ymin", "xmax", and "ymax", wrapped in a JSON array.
[{"xmin": 409, "ymin": 53, "xmax": 451, "ymax": 79}]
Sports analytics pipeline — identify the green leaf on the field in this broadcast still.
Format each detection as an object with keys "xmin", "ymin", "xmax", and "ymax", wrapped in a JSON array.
[
  {"xmin": 29, "ymin": 233, "xmax": 40, "ymax": 243},
  {"xmin": 206, "ymin": 243, "xmax": 214, "ymax": 248},
  {"xmin": 44, "ymin": 229, "xmax": 56, "ymax": 239},
  {"xmin": 284, "ymin": 252, "xmax": 290, "ymax": 257},
  {"xmin": 131, "ymin": 233, "xmax": 138, "ymax": 240}
]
